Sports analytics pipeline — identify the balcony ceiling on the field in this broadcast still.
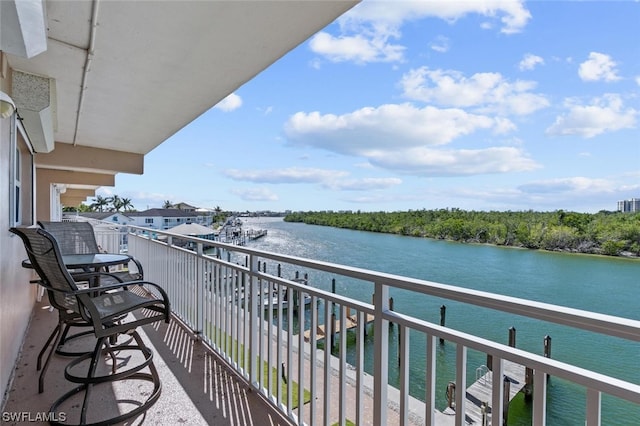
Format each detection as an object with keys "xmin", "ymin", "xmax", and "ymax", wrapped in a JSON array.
[{"xmin": 7, "ymin": 0, "xmax": 358, "ymax": 156}]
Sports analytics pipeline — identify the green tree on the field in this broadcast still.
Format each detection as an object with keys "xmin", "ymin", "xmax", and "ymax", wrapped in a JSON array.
[
  {"xmin": 90, "ymin": 195, "xmax": 109, "ymax": 212},
  {"xmin": 108, "ymin": 195, "xmax": 123, "ymax": 212},
  {"xmin": 121, "ymin": 197, "xmax": 134, "ymax": 212}
]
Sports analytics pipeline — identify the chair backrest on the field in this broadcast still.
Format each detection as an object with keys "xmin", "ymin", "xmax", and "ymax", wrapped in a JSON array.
[
  {"xmin": 38, "ymin": 221, "xmax": 100, "ymax": 255},
  {"xmin": 10, "ymin": 227, "xmax": 82, "ymax": 314}
]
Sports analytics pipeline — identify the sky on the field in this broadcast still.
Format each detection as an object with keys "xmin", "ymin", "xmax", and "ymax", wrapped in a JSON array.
[{"xmin": 100, "ymin": 1, "xmax": 640, "ymax": 214}]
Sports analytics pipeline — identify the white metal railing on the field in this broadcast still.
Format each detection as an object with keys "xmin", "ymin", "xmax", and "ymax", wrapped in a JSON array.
[{"xmin": 88, "ymin": 221, "xmax": 640, "ymax": 426}]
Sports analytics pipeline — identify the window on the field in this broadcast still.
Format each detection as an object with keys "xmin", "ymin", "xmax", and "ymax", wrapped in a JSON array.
[
  {"xmin": 9, "ymin": 118, "xmax": 34, "ymax": 227},
  {"xmin": 145, "ymin": 218, "xmax": 154, "ymax": 224}
]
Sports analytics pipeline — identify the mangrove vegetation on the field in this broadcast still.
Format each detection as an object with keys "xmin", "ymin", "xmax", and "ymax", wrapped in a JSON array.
[{"xmin": 284, "ymin": 209, "xmax": 640, "ymax": 258}]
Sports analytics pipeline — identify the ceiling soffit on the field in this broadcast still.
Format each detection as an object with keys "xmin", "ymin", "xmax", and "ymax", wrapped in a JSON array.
[{"xmin": 7, "ymin": 0, "xmax": 359, "ymax": 156}]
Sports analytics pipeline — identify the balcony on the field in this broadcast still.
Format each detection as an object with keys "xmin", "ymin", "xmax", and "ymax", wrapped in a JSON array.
[{"xmin": 3, "ymin": 221, "xmax": 639, "ymax": 425}]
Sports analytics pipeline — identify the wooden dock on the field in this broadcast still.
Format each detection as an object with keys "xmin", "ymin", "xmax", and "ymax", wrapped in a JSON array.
[
  {"xmin": 303, "ymin": 312, "xmax": 375, "ymax": 343},
  {"xmin": 446, "ymin": 359, "xmax": 527, "ymax": 424}
]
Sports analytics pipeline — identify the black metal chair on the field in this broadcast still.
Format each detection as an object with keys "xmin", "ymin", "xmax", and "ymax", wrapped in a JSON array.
[
  {"xmin": 38, "ymin": 220, "xmax": 144, "ymax": 282},
  {"xmin": 10, "ymin": 227, "xmax": 170, "ymax": 425},
  {"xmin": 29, "ymin": 221, "xmax": 142, "ymax": 392}
]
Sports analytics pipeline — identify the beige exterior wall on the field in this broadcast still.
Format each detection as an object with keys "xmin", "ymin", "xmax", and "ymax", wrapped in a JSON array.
[
  {"xmin": 35, "ymin": 169, "xmax": 115, "ymax": 221},
  {"xmin": 0, "ymin": 59, "xmax": 37, "ymax": 404}
]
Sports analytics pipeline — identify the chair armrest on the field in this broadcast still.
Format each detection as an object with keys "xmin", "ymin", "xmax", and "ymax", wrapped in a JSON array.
[
  {"xmin": 124, "ymin": 255, "xmax": 145, "ymax": 278},
  {"xmin": 71, "ymin": 280, "xmax": 169, "ymax": 303}
]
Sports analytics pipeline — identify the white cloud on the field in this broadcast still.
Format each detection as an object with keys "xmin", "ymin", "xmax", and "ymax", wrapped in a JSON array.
[
  {"xmin": 309, "ymin": 32, "xmax": 404, "ymax": 64},
  {"xmin": 225, "ymin": 167, "xmax": 401, "ymax": 192},
  {"xmin": 429, "ymin": 36, "xmax": 450, "ymax": 53},
  {"xmin": 400, "ymin": 67, "xmax": 549, "ymax": 115},
  {"xmin": 431, "ymin": 175, "xmax": 639, "ymax": 212},
  {"xmin": 519, "ymin": 53, "xmax": 544, "ymax": 71},
  {"xmin": 214, "ymin": 93, "xmax": 242, "ymax": 112},
  {"xmin": 635, "ymin": 75, "xmax": 640, "ymax": 86},
  {"xmin": 284, "ymin": 104, "xmax": 539, "ymax": 177},
  {"xmin": 324, "ymin": 177, "xmax": 402, "ymax": 191},
  {"xmin": 578, "ymin": 52, "xmax": 621, "ymax": 82},
  {"xmin": 285, "ymin": 103, "xmax": 503, "ymax": 154},
  {"xmin": 310, "ymin": 1, "xmax": 530, "ymax": 64},
  {"xmin": 224, "ymin": 167, "xmax": 347, "ymax": 184},
  {"xmin": 230, "ymin": 187, "xmax": 278, "ymax": 202},
  {"xmin": 518, "ymin": 177, "xmax": 615, "ymax": 195},
  {"xmin": 546, "ymin": 94, "xmax": 637, "ymax": 138},
  {"xmin": 341, "ymin": 1, "xmax": 531, "ymax": 35},
  {"xmin": 368, "ymin": 146, "xmax": 539, "ymax": 176}
]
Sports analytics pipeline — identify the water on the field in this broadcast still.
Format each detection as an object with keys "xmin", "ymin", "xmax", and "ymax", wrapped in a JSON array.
[{"xmin": 242, "ymin": 217, "xmax": 640, "ymax": 424}]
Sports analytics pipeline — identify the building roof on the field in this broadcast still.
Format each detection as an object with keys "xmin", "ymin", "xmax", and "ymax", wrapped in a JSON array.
[
  {"xmin": 75, "ymin": 212, "xmax": 132, "ymax": 220},
  {"xmin": 168, "ymin": 223, "xmax": 216, "ymax": 236}
]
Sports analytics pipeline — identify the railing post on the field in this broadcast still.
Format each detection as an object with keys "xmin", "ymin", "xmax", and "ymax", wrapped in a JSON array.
[
  {"xmin": 491, "ymin": 356, "xmax": 504, "ymax": 426},
  {"xmin": 455, "ymin": 344, "xmax": 467, "ymax": 426},
  {"xmin": 195, "ymin": 242, "xmax": 204, "ymax": 338},
  {"xmin": 373, "ymin": 282, "xmax": 389, "ymax": 426},
  {"xmin": 248, "ymin": 254, "xmax": 259, "ymax": 387},
  {"xmin": 532, "ymin": 369, "xmax": 548, "ymax": 426}
]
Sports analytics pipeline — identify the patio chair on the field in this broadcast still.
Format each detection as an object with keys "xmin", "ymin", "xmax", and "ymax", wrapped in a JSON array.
[
  {"xmin": 37, "ymin": 221, "xmax": 144, "ymax": 282},
  {"xmin": 33, "ymin": 222, "xmax": 144, "ymax": 387},
  {"xmin": 10, "ymin": 227, "xmax": 170, "ymax": 425}
]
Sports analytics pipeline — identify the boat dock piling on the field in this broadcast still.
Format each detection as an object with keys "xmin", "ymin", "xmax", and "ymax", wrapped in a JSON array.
[
  {"xmin": 447, "ymin": 359, "xmax": 527, "ymax": 425},
  {"xmin": 450, "ymin": 328, "xmax": 552, "ymax": 424},
  {"xmin": 303, "ymin": 310, "xmax": 375, "ymax": 345}
]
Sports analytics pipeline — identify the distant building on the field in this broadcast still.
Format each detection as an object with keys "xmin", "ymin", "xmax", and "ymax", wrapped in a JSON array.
[
  {"xmin": 64, "ymin": 212, "xmax": 134, "ymax": 225},
  {"xmin": 617, "ymin": 198, "xmax": 640, "ymax": 213},
  {"xmin": 126, "ymin": 208, "xmax": 198, "ymax": 230},
  {"xmin": 172, "ymin": 202, "xmax": 197, "ymax": 212}
]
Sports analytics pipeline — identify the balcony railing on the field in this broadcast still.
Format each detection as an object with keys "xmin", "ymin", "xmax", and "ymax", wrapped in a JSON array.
[{"xmin": 88, "ymin": 221, "xmax": 640, "ymax": 426}]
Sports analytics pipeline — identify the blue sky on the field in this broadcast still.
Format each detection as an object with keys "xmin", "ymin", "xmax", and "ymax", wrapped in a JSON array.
[{"xmin": 101, "ymin": 1, "xmax": 640, "ymax": 213}]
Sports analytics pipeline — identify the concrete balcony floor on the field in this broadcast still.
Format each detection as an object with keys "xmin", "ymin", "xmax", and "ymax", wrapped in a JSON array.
[{"xmin": 2, "ymin": 294, "xmax": 294, "ymax": 426}]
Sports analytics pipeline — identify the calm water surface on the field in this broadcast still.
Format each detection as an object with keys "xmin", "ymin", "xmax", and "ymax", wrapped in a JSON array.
[{"xmin": 241, "ymin": 217, "xmax": 639, "ymax": 425}]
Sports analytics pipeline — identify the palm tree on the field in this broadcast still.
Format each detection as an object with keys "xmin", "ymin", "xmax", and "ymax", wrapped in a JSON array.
[
  {"xmin": 121, "ymin": 197, "xmax": 134, "ymax": 212},
  {"xmin": 90, "ymin": 195, "xmax": 109, "ymax": 212},
  {"xmin": 163, "ymin": 200, "xmax": 173, "ymax": 209},
  {"xmin": 108, "ymin": 195, "xmax": 124, "ymax": 212}
]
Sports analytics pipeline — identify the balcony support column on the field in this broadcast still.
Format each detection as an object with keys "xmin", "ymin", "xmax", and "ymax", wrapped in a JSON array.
[{"xmin": 373, "ymin": 282, "xmax": 389, "ymax": 426}]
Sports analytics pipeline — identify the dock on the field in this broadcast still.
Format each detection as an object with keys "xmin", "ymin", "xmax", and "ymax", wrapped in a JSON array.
[
  {"xmin": 445, "ymin": 359, "xmax": 527, "ymax": 424},
  {"xmin": 246, "ymin": 228, "xmax": 267, "ymax": 241},
  {"xmin": 303, "ymin": 312, "xmax": 375, "ymax": 343}
]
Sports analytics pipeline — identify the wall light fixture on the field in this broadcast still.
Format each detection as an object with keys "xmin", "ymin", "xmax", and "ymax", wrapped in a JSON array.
[{"xmin": 0, "ymin": 91, "xmax": 16, "ymax": 119}]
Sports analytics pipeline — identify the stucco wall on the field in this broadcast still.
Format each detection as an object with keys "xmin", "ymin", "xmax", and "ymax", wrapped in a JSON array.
[{"xmin": 0, "ymin": 73, "xmax": 37, "ymax": 406}]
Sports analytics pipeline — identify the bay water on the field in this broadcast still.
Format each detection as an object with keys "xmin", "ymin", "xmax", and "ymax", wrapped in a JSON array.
[{"xmin": 241, "ymin": 217, "xmax": 639, "ymax": 425}]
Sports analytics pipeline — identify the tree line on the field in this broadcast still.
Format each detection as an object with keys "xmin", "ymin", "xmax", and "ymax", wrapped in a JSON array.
[
  {"xmin": 63, "ymin": 195, "xmax": 135, "ymax": 213},
  {"xmin": 284, "ymin": 209, "xmax": 640, "ymax": 258}
]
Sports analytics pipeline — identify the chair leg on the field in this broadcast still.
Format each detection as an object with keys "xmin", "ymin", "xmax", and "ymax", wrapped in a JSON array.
[
  {"xmin": 38, "ymin": 323, "xmax": 65, "ymax": 393},
  {"xmin": 80, "ymin": 336, "xmax": 106, "ymax": 425},
  {"xmin": 50, "ymin": 330, "xmax": 162, "ymax": 425},
  {"xmin": 37, "ymin": 323, "xmax": 61, "ymax": 371}
]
